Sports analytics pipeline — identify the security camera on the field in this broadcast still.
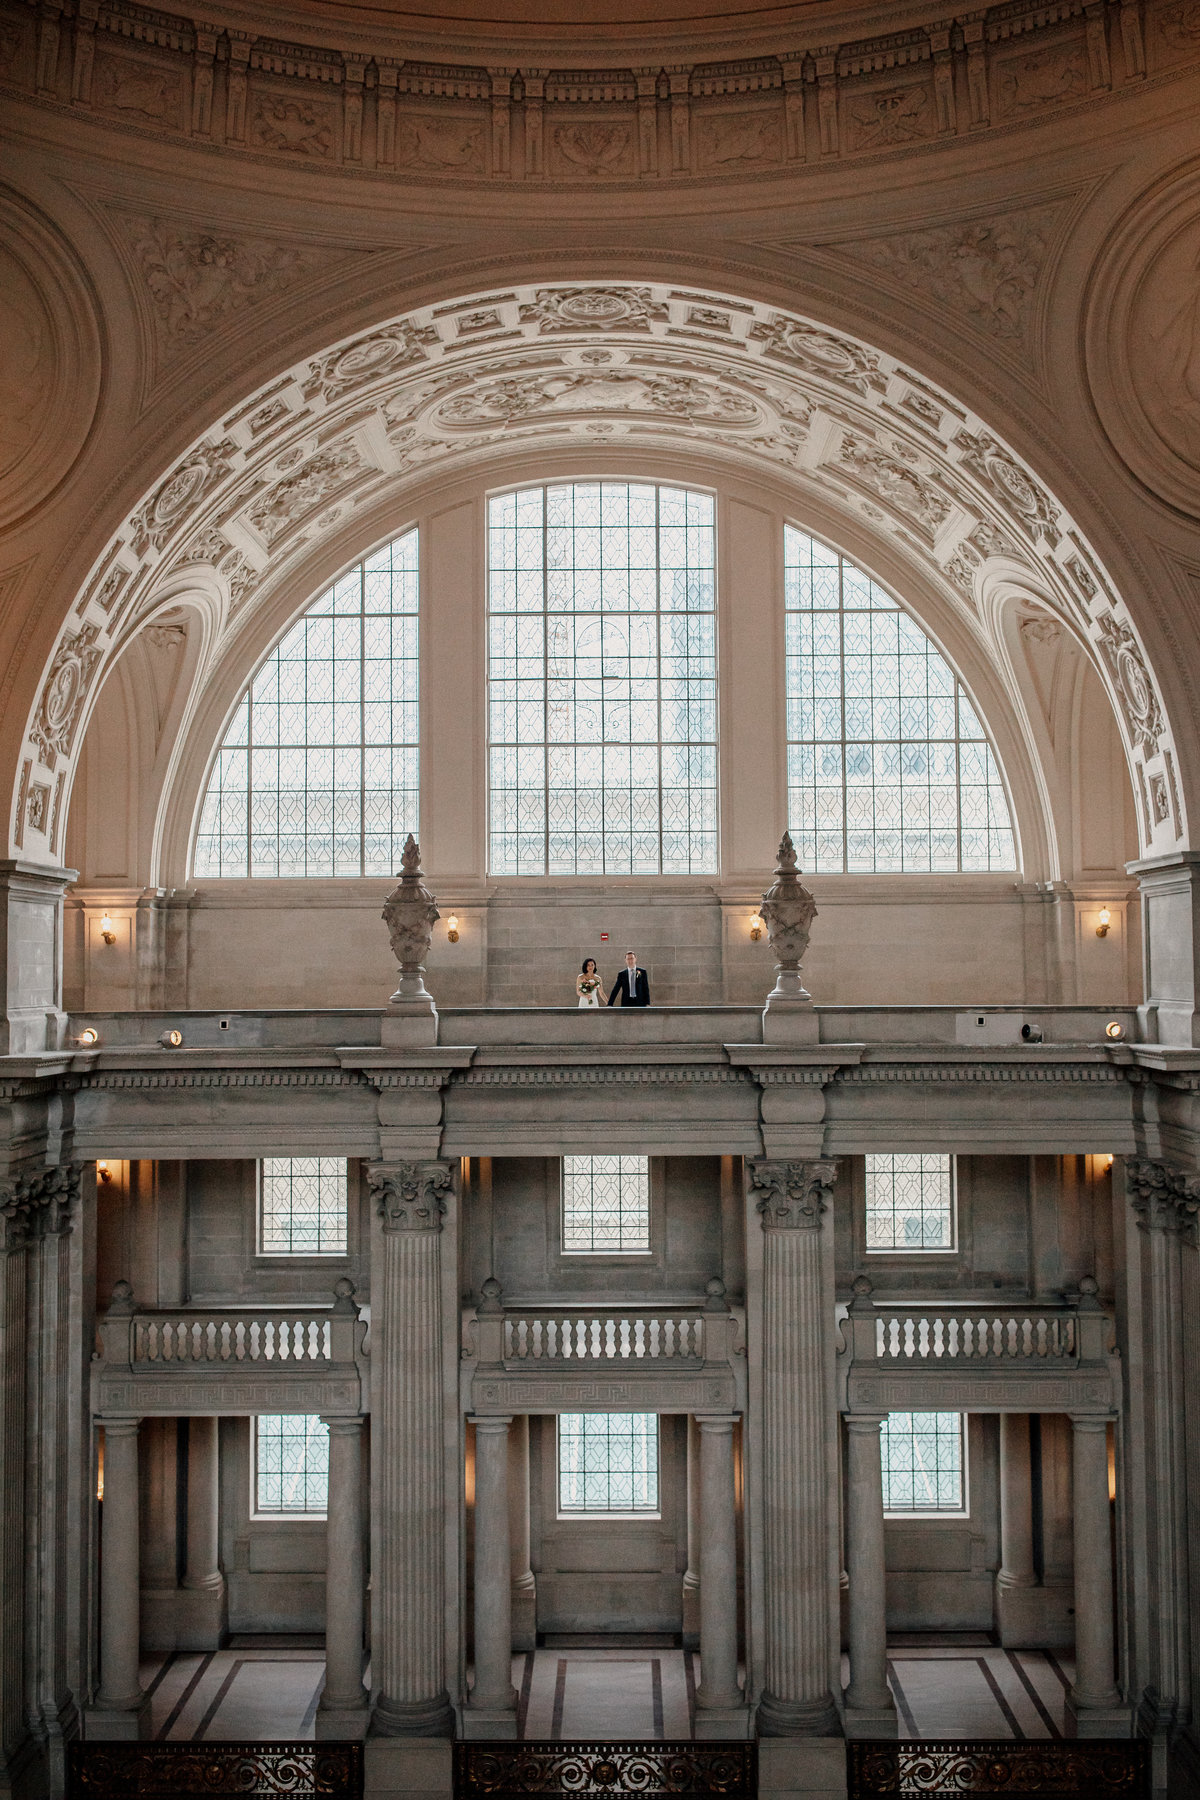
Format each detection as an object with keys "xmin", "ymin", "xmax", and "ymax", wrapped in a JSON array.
[{"xmin": 1021, "ymin": 1022, "xmax": 1043, "ymax": 1042}]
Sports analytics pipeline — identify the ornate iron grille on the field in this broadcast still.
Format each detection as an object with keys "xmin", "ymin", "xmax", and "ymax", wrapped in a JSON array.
[
  {"xmin": 454, "ymin": 1742, "xmax": 755, "ymax": 1797},
  {"xmin": 847, "ymin": 1740, "xmax": 1149, "ymax": 1797},
  {"xmin": 67, "ymin": 1743, "xmax": 363, "ymax": 1799}
]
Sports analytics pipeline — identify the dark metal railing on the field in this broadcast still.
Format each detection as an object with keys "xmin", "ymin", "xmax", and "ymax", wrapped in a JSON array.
[
  {"xmin": 454, "ymin": 1742, "xmax": 755, "ymax": 1797},
  {"xmin": 847, "ymin": 1739, "xmax": 1149, "ymax": 1797},
  {"xmin": 67, "ymin": 1743, "xmax": 363, "ymax": 1799}
]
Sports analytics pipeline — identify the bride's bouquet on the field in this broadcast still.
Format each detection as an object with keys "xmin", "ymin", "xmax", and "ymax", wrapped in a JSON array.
[{"xmin": 578, "ymin": 974, "xmax": 601, "ymax": 996}]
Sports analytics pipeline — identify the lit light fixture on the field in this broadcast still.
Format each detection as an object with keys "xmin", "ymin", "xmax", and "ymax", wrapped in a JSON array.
[
  {"xmin": 159, "ymin": 1028, "xmax": 183, "ymax": 1048},
  {"xmin": 77, "ymin": 1027, "xmax": 99, "ymax": 1046},
  {"xmin": 96, "ymin": 1161, "xmax": 112, "ymax": 1184},
  {"xmin": 99, "ymin": 913, "xmax": 116, "ymax": 946},
  {"xmin": 1106, "ymin": 1153, "xmax": 1115, "ymax": 1170},
  {"xmin": 447, "ymin": 914, "xmax": 460, "ymax": 943},
  {"xmin": 1096, "ymin": 906, "xmax": 1112, "ymax": 938},
  {"xmin": 749, "ymin": 913, "xmax": 764, "ymax": 942},
  {"xmin": 1105, "ymin": 1020, "xmax": 1125, "ymax": 1040}
]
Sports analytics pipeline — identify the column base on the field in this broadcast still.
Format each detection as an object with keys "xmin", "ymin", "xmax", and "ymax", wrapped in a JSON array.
[
  {"xmin": 757, "ymin": 1690, "xmax": 841, "ymax": 1738},
  {"xmin": 694, "ymin": 1704, "xmax": 752, "ymax": 1739},
  {"xmin": 370, "ymin": 1693, "xmax": 455, "ymax": 1739},
  {"xmin": 364, "ymin": 1738, "xmax": 452, "ymax": 1800},
  {"xmin": 1066, "ymin": 1693, "xmax": 1132, "ymax": 1737},
  {"xmin": 83, "ymin": 1698, "xmax": 151, "ymax": 1741},
  {"xmin": 842, "ymin": 1699, "xmax": 897, "ymax": 1740},
  {"xmin": 757, "ymin": 1738, "xmax": 847, "ymax": 1800},
  {"xmin": 316, "ymin": 1700, "xmax": 370, "ymax": 1741},
  {"xmin": 461, "ymin": 1707, "xmax": 519, "ymax": 1740}
]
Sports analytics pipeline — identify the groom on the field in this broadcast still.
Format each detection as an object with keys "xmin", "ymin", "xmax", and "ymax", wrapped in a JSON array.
[{"xmin": 608, "ymin": 950, "xmax": 651, "ymax": 1007}]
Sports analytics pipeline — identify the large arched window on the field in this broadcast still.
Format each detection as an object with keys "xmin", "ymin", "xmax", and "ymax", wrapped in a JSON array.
[
  {"xmin": 194, "ymin": 531, "xmax": 418, "ymax": 877},
  {"xmin": 785, "ymin": 528, "xmax": 1015, "ymax": 873},
  {"xmin": 488, "ymin": 483, "xmax": 717, "ymax": 876}
]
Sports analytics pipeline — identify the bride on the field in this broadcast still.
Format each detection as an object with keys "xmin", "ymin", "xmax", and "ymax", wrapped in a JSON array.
[{"xmin": 576, "ymin": 958, "xmax": 603, "ymax": 1008}]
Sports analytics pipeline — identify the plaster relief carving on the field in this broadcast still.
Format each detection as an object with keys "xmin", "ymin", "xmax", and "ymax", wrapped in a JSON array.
[
  {"xmin": 829, "ymin": 203, "xmax": 1063, "ymax": 344},
  {"xmin": 1152, "ymin": 0, "xmax": 1200, "ymax": 60},
  {"xmin": 434, "ymin": 366, "xmax": 759, "ymax": 429},
  {"xmin": 130, "ymin": 441, "xmax": 236, "ymax": 556},
  {"xmin": 748, "ymin": 316, "xmax": 887, "ymax": 394},
  {"xmin": 943, "ymin": 542, "xmax": 982, "ymax": 598},
  {"xmin": 996, "ymin": 42, "xmax": 1087, "ymax": 115},
  {"xmin": 396, "ymin": 113, "xmax": 484, "ymax": 171},
  {"xmin": 250, "ymin": 93, "xmax": 337, "ymax": 157},
  {"xmin": 845, "ymin": 82, "xmax": 933, "ymax": 150},
  {"xmin": 1149, "ymin": 770, "xmax": 1172, "ymax": 824},
  {"xmin": 244, "ymin": 444, "xmax": 363, "ymax": 547},
  {"xmin": 120, "ymin": 216, "xmax": 329, "ymax": 353},
  {"xmin": 303, "ymin": 323, "xmax": 439, "ymax": 402},
  {"xmin": 520, "ymin": 287, "xmax": 669, "ymax": 333},
  {"xmin": 695, "ymin": 109, "xmax": 782, "ymax": 167},
  {"xmin": 550, "ymin": 121, "xmax": 635, "ymax": 176},
  {"xmin": 92, "ymin": 51, "xmax": 183, "ymax": 125},
  {"xmin": 31, "ymin": 624, "xmax": 102, "ymax": 770},
  {"xmin": 1095, "ymin": 611, "xmax": 1164, "ymax": 755},
  {"xmin": 837, "ymin": 432, "xmax": 953, "ymax": 536},
  {"xmin": 953, "ymin": 430, "xmax": 1059, "ymax": 544},
  {"xmin": 25, "ymin": 783, "xmax": 49, "ymax": 834}
]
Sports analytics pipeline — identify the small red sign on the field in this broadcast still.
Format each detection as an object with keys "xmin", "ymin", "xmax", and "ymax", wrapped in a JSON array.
[{"xmin": 600, "ymin": 933, "xmax": 609, "ymax": 941}]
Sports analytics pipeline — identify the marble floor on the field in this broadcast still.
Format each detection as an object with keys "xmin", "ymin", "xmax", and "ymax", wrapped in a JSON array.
[{"xmin": 141, "ymin": 1636, "xmax": 1074, "ymax": 1742}]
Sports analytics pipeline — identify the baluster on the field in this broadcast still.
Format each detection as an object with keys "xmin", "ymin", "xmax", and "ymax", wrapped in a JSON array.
[
  {"xmin": 900, "ymin": 1318, "xmax": 912, "ymax": 1358},
  {"xmin": 587, "ymin": 1318, "xmax": 599, "ymax": 1358},
  {"xmin": 932, "ymin": 1318, "xmax": 944, "ymax": 1359},
  {"xmin": 1036, "ymin": 1318, "xmax": 1048, "ymax": 1357},
  {"xmin": 916, "ymin": 1318, "xmax": 928, "ymax": 1358}
]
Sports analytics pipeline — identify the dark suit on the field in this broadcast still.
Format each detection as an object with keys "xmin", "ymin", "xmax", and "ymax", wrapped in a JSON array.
[{"xmin": 608, "ymin": 966, "xmax": 650, "ymax": 1007}]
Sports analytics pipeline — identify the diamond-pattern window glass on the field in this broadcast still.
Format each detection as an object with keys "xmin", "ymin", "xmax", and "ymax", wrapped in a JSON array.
[
  {"xmin": 881, "ymin": 1412, "xmax": 966, "ymax": 1514},
  {"xmin": 194, "ymin": 530, "xmax": 418, "ymax": 877},
  {"xmin": 558, "ymin": 1412, "xmax": 659, "ymax": 1514},
  {"xmin": 488, "ymin": 484, "xmax": 717, "ymax": 875},
  {"xmin": 253, "ymin": 1414, "xmax": 329, "ymax": 1514},
  {"xmin": 562, "ymin": 1155, "xmax": 650, "ymax": 1254},
  {"xmin": 785, "ymin": 526, "xmax": 1016, "ymax": 872},
  {"xmin": 865, "ymin": 1153, "xmax": 954, "ymax": 1252},
  {"xmin": 259, "ymin": 1157, "xmax": 348, "ymax": 1256}
]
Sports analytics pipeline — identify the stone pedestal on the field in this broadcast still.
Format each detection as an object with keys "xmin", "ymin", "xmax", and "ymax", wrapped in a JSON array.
[
  {"xmin": 1130, "ymin": 851, "xmax": 1200, "ymax": 1047},
  {"xmin": 317, "ymin": 1416, "xmax": 368, "ymax": 1739},
  {"xmin": 0, "ymin": 861, "xmax": 75, "ymax": 1055},
  {"xmin": 87, "ymin": 1417, "xmax": 150, "ymax": 1739},
  {"xmin": 843, "ymin": 1416, "xmax": 896, "ymax": 1738},
  {"xmin": 465, "ymin": 1414, "xmax": 517, "ymax": 1737},
  {"xmin": 364, "ymin": 1738, "xmax": 453, "ymax": 1800}
]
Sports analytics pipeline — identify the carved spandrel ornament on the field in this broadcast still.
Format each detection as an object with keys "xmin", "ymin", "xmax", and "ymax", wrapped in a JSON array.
[
  {"xmin": 381, "ymin": 833, "xmax": 439, "ymax": 1004},
  {"xmin": 369, "ymin": 1160, "xmax": 453, "ymax": 1233},
  {"xmin": 760, "ymin": 830, "xmax": 818, "ymax": 1003},
  {"xmin": 750, "ymin": 1159, "xmax": 838, "ymax": 1230}
]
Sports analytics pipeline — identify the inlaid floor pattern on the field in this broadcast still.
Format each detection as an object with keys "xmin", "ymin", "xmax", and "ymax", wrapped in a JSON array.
[{"xmin": 140, "ymin": 1639, "xmax": 1075, "ymax": 1741}]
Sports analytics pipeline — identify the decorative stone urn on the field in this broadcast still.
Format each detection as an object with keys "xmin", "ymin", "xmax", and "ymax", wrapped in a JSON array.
[
  {"xmin": 381, "ymin": 834, "xmax": 440, "ymax": 1007},
  {"xmin": 760, "ymin": 831, "xmax": 818, "ymax": 1005}
]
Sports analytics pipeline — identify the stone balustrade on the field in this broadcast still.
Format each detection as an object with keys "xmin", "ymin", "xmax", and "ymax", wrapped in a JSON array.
[
  {"xmin": 132, "ymin": 1312, "xmax": 333, "ymax": 1364},
  {"xmin": 873, "ymin": 1310, "xmax": 1080, "ymax": 1363},
  {"xmin": 501, "ymin": 1310, "xmax": 707, "ymax": 1363}
]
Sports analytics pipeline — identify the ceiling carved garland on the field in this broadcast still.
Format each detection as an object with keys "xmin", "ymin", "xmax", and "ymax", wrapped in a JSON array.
[
  {"xmin": 12, "ymin": 280, "xmax": 1187, "ymax": 864},
  {"xmin": 0, "ymin": 0, "xmax": 1194, "ymax": 183}
]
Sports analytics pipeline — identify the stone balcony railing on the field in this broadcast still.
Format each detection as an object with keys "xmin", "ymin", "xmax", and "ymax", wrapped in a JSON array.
[{"xmin": 91, "ymin": 1280, "xmax": 368, "ymax": 1418}]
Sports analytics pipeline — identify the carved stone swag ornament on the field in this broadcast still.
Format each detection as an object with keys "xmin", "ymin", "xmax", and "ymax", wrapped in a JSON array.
[{"xmin": 381, "ymin": 833, "xmax": 439, "ymax": 1009}]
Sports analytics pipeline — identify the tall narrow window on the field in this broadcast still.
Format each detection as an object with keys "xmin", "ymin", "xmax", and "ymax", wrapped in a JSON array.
[
  {"xmin": 558, "ymin": 1412, "xmax": 659, "ymax": 1515},
  {"xmin": 258, "ymin": 1157, "xmax": 348, "ymax": 1256},
  {"xmin": 488, "ymin": 483, "xmax": 717, "ymax": 875},
  {"xmin": 865, "ymin": 1153, "xmax": 954, "ymax": 1252},
  {"xmin": 562, "ymin": 1155, "xmax": 650, "ymax": 1254},
  {"xmin": 253, "ymin": 1414, "xmax": 329, "ymax": 1515},
  {"xmin": 194, "ymin": 530, "xmax": 419, "ymax": 877},
  {"xmin": 785, "ymin": 527, "xmax": 1015, "ymax": 872},
  {"xmin": 881, "ymin": 1412, "xmax": 966, "ymax": 1514}
]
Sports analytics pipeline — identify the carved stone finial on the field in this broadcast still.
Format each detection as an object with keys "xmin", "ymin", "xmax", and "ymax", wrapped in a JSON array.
[
  {"xmin": 704, "ymin": 1276, "xmax": 729, "ymax": 1313},
  {"xmin": 760, "ymin": 831, "xmax": 818, "ymax": 1005},
  {"xmin": 1077, "ymin": 1274, "xmax": 1101, "ymax": 1312},
  {"xmin": 107, "ymin": 1278, "xmax": 135, "ymax": 1315},
  {"xmin": 381, "ymin": 834, "xmax": 440, "ymax": 1006},
  {"xmin": 332, "ymin": 1275, "xmax": 358, "ymax": 1314},
  {"xmin": 851, "ymin": 1274, "xmax": 874, "ymax": 1307},
  {"xmin": 478, "ymin": 1276, "xmax": 504, "ymax": 1315}
]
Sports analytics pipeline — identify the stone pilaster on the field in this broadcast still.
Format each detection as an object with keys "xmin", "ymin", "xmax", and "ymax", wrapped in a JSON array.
[
  {"xmin": 750, "ymin": 1159, "xmax": 839, "ymax": 1737},
  {"xmin": 466, "ymin": 1414, "xmax": 517, "ymax": 1735},
  {"xmin": 843, "ymin": 1414, "xmax": 895, "ymax": 1737},
  {"xmin": 694, "ymin": 1414, "xmax": 747, "ymax": 1737},
  {"xmin": 318, "ymin": 1416, "xmax": 368, "ymax": 1737},
  {"xmin": 369, "ymin": 1161, "xmax": 455, "ymax": 1739}
]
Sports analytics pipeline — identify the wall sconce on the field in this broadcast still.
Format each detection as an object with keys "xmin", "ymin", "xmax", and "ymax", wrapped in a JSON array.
[
  {"xmin": 446, "ymin": 914, "xmax": 460, "ymax": 943},
  {"xmin": 1096, "ymin": 906, "xmax": 1112, "ymax": 938},
  {"xmin": 749, "ymin": 913, "xmax": 764, "ymax": 942},
  {"xmin": 98, "ymin": 913, "xmax": 116, "ymax": 945},
  {"xmin": 96, "ymin": 1161, "xmax": 112, "ymax": 1184},
  {"xmin": 159, "ymin": 1028, "xmax": 183, "ymax": 1048},
  {"xmin": 77, "ymin": 1027, "xmax": 99, "ymax": 1046},
  {"xmin": 1105, "ymin": 1020, "xmax": 1125, "ymax": 1040}
]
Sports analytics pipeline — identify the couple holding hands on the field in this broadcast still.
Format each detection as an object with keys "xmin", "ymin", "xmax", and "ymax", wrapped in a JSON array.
[{"xmin": 576, "ymin": 951, "xmax": 650, "ymax": 1008}]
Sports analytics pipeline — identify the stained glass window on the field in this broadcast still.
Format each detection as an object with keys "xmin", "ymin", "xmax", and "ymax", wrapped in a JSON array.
[
  {"xmin": 558, "ymin": 1412, "xmax": 659, "ymax": 1514},
  {"xmin": 881, "ymin": 1412, "xmax": 966, "ymax": 1513},
  {"xmin": 785, "ymin": 527, "xmax": 1015, "ymax": 872},
  {"xmin": 259, "ymin": 1157, "xmax": 348, "ymax": 1256},
  {"xmin": 194, "ymin": 530, "xmax": 418, "ymax": 877},
  {"xmin": 562, "ymin": 1155, "xmax": 650, "ymax": 1254},
  {"xmin": 488, "ymin": 483, "xmax": 717, "ymax": 875},
  {"xmin": 865, "ymin": 1153, "xmax": 955, "ymax": 1252},
  {"xmin": 254, "ymin": 1414, "xmax": 328, "ymax": 1514}
]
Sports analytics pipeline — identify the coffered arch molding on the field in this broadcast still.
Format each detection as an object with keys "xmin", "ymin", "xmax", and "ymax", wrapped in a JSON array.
[{"xmin": 16, "ymin": 279, "xmax": 1184, "ymax": 874}]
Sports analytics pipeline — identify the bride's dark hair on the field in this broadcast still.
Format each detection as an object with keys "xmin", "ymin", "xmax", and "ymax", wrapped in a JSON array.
[{"xmin": 580, "ymin": 958, "xmax": 597, "ymax": 974}]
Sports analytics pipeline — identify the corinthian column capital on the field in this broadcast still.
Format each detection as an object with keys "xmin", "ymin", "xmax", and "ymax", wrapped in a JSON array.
[
  {"xmin": 1127, "ymin": 1157, "xmax": 1200, "ymax": 1241},
  {"xmin": 751, "ymin": 1158, "xmax": 837, "ymax": 1230},
  {"xmin": 369, "ymin": 1160, "xmax": 454, "ymax": 1233},
  {"xmin": 0, "ymin": 1162, "xmax": 83, "ymax": 1253}
]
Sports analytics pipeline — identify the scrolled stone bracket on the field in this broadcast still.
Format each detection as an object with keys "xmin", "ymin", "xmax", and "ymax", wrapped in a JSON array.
[
  {"xmin": 1127, "ymin": 1156, "xmax": 1200, "ymax": 1242},
  {"xmin": 369, "ymin": 1159, "xmax": 454, "ymax": 1233},
  {"xmin": 750, "ymin": 1158, "xmax": 838, "ymax": 1230}
]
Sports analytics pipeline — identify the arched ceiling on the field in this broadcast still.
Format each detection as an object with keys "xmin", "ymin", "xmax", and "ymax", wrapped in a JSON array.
[{"xmin": 14, "ymin": 280, "xmax": 1184, "ymax": 871}]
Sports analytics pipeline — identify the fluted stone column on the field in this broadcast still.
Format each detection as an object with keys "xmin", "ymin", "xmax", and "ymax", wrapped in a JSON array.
[
  {"xmin": 370, "ymin": 1162, "xmax": 455, "ymax": 1738},
  {"xmin": 751, "ymin": 1160, "xmax": 839, "ymax": 1737},
  {"xmin": 508, "ymin": 1414, "xmax": 536, "ymax": 1653},
  {"xmin": 318, "ymin": 1416, "xmax": 368, "ymax": 1737},
  {"xmin": 1068, "ymin": 1416, "xmax": 1122, "ymax": 1734},
  {"xmin": 694, "ymin": 1414, "xmax": 745, "ymax": 1735},
  {"xmin": 92, "ymin": 1417, "xmax": 149, "ymax": 1737},
  {"xmin": 843, "ymin": 1415, "xmax": 896, "ymax": 1736},
  {"xmin": 682, "ymin": 1414, "xmax": 702, "ymax": 1647},
  {"xmin": 995, "ymin": 1413, "xmax": 1038, "ymax": 1647},
  {"xmin": 468, "ymin": 1415, "xmax": 517, "ymax": 1734},
  {"xmin": 176, "ymin": 1416, "xmax": 227, "ymax": 1648}
]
